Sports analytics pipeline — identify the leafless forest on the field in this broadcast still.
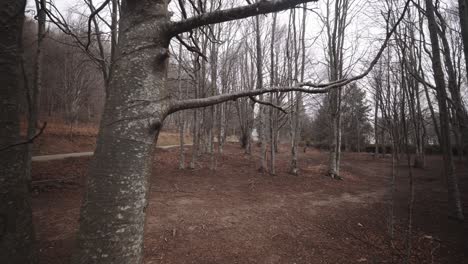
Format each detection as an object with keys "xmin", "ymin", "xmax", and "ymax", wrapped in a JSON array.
[{"xmin": 1, "ymin": 0, "xmax": 467, "ymax": 263}]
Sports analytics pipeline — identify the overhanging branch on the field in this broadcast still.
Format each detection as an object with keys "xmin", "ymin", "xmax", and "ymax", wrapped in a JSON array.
[
  {"xmin": 169, "ymin": 86, "xmax": 328, "ymax": 114},
  {"xmin": 169, "ymin": 0, "xmax": 318, "ymax": 36}
]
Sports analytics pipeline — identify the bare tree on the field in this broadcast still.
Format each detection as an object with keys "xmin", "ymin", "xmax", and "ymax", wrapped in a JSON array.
[
  {"xmin": 68, "ymin": 0, "xmax": 410, "ymax": 262},
  {"xmin": 324, "ymin": 0, "xmax": 351, "ymax": 179}
]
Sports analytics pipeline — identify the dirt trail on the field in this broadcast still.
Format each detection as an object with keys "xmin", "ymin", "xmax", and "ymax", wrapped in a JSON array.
[{"xmin": 32, "ymin": 144, "xmax": 192, "ymax": 162}]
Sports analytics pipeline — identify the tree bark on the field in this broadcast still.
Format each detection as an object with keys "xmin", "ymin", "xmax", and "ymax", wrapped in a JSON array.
[
  {"xmin": 0, "ymin": 1, "xmax": 36, "ymax": 263},
  {"xmin": 425, "ymin": 0, "xmax": 464, "ymax": 221},
  {"xmin": 24, "ymin": 0, "xmax": 46, "ymax": 183},
  {"xmin": 71, "ymin": 1, "xmax": 172, "ymax": 262},
  {"xmin": 269, "ymin": 13, "xmax": 277, "ymax": 175},
  {"xmin": 177, "ymin": 43, "xmax": 185, "ymax": 169},
  {"xmin": 255, "ymin": 14, "xmax": 267, "ymax": 172}
]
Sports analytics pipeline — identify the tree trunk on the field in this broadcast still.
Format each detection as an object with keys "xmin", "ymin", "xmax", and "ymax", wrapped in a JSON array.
[
  {"xmin": 374, "ymin": 89, "xmax": 380, "ymax": 157},
  {"xmin": 71, "ymin": 2, "xmax": 172, "ymax": 262},
  {"xmin": 328, "ymin": 88, "xmax": 342, "ymax": 179},
  {"xmin": 458, "ymin": 0, "xmax": 468, "ymax": 83},
  {"xmin": 269, "ymin": 13, "xmax": 277, "ymax": 175},
  {"xmin": 177, "ymin": 43, "xmax": 185, "ymax": 169},
  {"xmin": 425, "ymin": 0, "xmax": 464, "ymax": 221},
  {"xmin": 24, "ymin": 0, "xmax": 46, "ymax": 183},
  {"xmin": 0, "ymin": 1, "xmax": 36, "ymax": 262},
  {"xmin": 190, "ymin": 56, "xmax": 200, "ymax": 169},
  {"xmin": 255, "ymin": 14, "xmax": 267, "ymax": 172},
  {"xmin": 437, "ymin": 12, "xmax": 468, "ymax": 162}
]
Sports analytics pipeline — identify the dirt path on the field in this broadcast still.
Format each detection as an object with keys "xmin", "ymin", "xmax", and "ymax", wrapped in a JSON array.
[{"xmin": 32, "ymin": 144, "xmax": 192, "ymax": 162}]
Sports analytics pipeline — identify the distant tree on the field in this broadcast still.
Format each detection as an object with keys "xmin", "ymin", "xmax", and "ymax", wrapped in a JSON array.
[
  {"xmin": 341, "ymin": 84, "xmax": 372, "ymax": 152},
  {"xmin": 311, "ymin": 84, "xmax": 371, "ymax": 152}
]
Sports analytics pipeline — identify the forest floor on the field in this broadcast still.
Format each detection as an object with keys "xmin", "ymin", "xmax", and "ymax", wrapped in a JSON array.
[{"xmin": 31, "ymin": 143, "xmax": 468, "ymax": 264}]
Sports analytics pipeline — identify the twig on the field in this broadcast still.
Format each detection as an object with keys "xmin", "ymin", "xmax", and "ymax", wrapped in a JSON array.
[
  {"xmin": 175, "ymin": 34, "xmax": 207, "ymax": 60},
  {"xmin": 0, "ymin": 122, "xmax": 47, "ymax": 152},
  {"xmin": 249, "ymin": 96, "xmax": 287, "ymax": 114}
]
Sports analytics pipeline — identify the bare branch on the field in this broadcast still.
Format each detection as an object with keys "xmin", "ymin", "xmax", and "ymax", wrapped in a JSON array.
[
  {"xmin": 175, "ymin": 35, "xmax": 207, "ymax": 60},
  {"xmin": 168, "ymin": 0, "xmax": 411, "ymax": 115},
  {"xmin": 299, "ymin": 0, "xmax": 412, "ymax": 90},
  {"xmin": 86, "ymin": 0, "xmax": 111, "ymax": 50},
  {"xmin": 169, "ymin": 86, "xmax": 328, "ymax": 114},
  {"xmin": 0, "ymin": 122, "xmax": 47, "ymax": 152},
  {"xmin": 249, "ymin": 96, "xmax": 287, "ymax": 114},
  {"xmin": 169, "ymin": 0, "xmax": 318, "ymax": 36}
]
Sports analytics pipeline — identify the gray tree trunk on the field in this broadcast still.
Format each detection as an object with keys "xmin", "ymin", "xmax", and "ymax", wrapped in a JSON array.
[
  {"xmin": 269, "ymin": 13, "xmax": 277, "ymax": 175},
  {"xmin": 425, "ymin": 0, "xmax": 464, "ymax": 221},
  {"xmin": 177, "ymin": 43, "xmax": 185, "ymax": 169},
  {"xmin": 24, "ymin": 0, "xmax": 46, "ymax": 183},
  {"xmin": 255, "ymin": 14, "xmax": 267, "ymax": 172},
  {"xmin": 71, "ymin": 2, "xmax": 172, "ymax": 262},
  {"xmin": 0, "ymin": 1, "xmax": 36, "ymax": 262},
  {"xmin": 325, "ymin": 0, "xmax": 348, "ymax": 179}
]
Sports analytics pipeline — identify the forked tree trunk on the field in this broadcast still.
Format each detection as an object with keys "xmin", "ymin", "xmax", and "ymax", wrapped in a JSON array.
[
  {"xmin": 325, "ymin": 0, "xmax": 348, "ymax": 179},
  {"xmin": 0, "ymin": 1, "xmax": 36, "ymax": 262}
]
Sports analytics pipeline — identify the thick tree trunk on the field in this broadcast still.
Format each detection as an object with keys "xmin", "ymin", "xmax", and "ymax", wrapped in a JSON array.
[
  {"xmin": 425, "ymin": 0, "xmax": 464, "ymax": 221},
  {"xmin": 71, "ymin": 1, "xmax": 172, "ymax": 263},
  {"xmin": 0, "ymin": 1, "xmax": 36, "ymax": 263}
]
